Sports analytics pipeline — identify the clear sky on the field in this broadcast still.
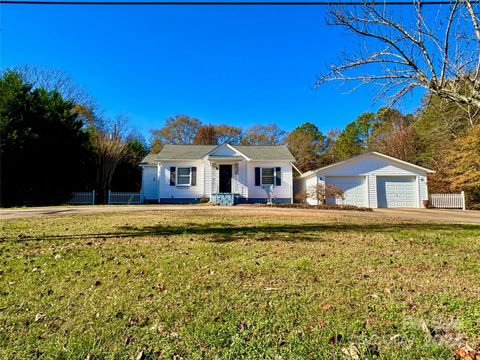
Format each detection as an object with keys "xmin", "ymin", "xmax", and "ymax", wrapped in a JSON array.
[{"xmin": 1, "ymin": 2, "xmax": 424, "ymax": 140}]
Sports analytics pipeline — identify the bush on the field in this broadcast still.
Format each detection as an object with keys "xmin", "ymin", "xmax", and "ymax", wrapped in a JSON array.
[
  {"xmin": 293, "ymin": 191, "xmax": 308, "ymax": 204},
  {"xmin": 198, "ymin": 197, "xmax": 210, "ymax": 204},
  {"xmin": 307, "ymin": 183, "xmax": 345, "ymax": 205}
]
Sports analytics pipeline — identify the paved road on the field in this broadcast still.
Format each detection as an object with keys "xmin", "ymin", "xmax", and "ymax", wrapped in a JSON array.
[{"xmin": 1, "ymin": 204, "xmax": 480, "ymax": 224}]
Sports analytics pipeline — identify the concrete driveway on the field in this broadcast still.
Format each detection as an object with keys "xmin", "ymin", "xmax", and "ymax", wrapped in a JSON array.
[
  {"xmin": 1, "ymin": 205, "xmax": 480, "ymax": 224},
  {"xmin": 371, "ymin": 208, "xmax": 480, "ymax": 224}
]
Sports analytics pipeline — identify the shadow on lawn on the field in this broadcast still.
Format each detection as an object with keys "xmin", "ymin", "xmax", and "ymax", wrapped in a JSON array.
[{"xmin": 7, "ymin": 222, "xmax": 479, "ymax": 243}]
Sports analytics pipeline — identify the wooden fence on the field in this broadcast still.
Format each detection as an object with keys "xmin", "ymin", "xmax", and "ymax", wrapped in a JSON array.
[
  {"xmin": 67, "ymin": 191, "xmax": 95, "ymax": 205},
  {"xmin": 429, "ymin": 191, "xmax": 465, "ymax": 210},
  {"xmin": 108, "ymin": 191, "xmax": 143, "ymax": 205}
]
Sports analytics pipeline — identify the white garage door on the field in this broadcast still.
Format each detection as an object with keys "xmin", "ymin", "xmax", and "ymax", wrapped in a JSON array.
[
  {"xmin": 377, "ymin": 176, "xmax": 417, "ymax": 208},
  {"xmin": 326, "ymin": 176, "xmax": 367, "ymax": 207}
]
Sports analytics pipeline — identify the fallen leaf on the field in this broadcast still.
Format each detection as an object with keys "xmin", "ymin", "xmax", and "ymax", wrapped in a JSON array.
[
  {"xmin": 390, "ymin": 334, "xmax": 402, "ymax": 342},
  {"xmin": 124, "ymin": 335, "xmax": 132, "ymax": 345},
  {"xmin": 454, "ymin": 345, "xmax": 480, "ymax": 360},
  {"xmin": 35, "ymin": 313, "xmax": 46, "ymax": 322},
  {"xmin": 135, "ymin": 351, "xmax": 144, "ymax": 360},
  {"xmin": 322, "ymin": 303, "xmax": 335, "ymax": 311},
  {"xmin": 421, "ymin": 320, "xmax": 432, "ymax": 338},
  {"xmin": 341, "ymin": 343, "xmax": 360, "ymax": 360}
]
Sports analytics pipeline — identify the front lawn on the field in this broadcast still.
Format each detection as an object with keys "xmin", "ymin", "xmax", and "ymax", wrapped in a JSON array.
[{"xmin": 1, "ymin": 208, "xmax": 479, "ymax": 359}]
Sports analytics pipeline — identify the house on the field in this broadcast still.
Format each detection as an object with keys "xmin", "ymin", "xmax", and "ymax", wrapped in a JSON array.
[
  {"xmin": 140, "ymin": 143, "xmax": 296, "ymax": 204},
  {"xmin": 294, "ymin": 152, "xmax": 434, "ymax": 208}
]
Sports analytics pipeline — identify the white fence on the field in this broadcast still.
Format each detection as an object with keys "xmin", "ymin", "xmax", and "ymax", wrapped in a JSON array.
[
  {"xmin": 108, "ymin": 191, "xmax": 143, "ymax": 205},
  {"xmin": 429, "ymin": 191, "xmax": 466, "ymax": 210},
  {"xmin": 67, "ymin": 191, "xmax": 95, "ymax": 205}
]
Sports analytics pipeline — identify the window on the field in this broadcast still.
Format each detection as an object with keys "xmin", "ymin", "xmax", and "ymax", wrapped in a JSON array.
[
  {"xmin": 177, "ymin": 167, "xmax": 191, "ymax": 186},
  {"xmin": 261, "ymin": 167, "xmax": 274, "ymax": 185}
]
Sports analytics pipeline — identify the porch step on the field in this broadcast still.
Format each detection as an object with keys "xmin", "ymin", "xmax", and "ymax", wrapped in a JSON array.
[{"xmin": 212, "ymin": 193, "xmax": 235, "ymax": 206}]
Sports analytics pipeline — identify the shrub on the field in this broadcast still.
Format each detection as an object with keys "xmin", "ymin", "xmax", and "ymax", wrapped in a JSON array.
[
  {"xmin": 294, "ymin": 191, "xmax": 308, "ymax": 204},
  {"xmin": 307, "ymin": 183, "xmax": 345, "ymax": 205}
]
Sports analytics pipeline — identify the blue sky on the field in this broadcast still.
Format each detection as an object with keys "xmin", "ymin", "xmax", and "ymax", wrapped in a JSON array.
[{"xmin": 1, "ymin": 2, "xmax": 424, "ymax": 140}]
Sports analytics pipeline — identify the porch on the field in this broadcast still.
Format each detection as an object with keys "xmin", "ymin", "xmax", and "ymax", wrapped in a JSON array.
[{"xmin": 208, "ymin": 156, "xmax": 247, "ymax": 206}]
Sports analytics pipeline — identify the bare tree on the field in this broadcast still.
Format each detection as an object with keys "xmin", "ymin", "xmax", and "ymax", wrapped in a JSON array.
[
  {"xmin": 307, "ymin": 183, "xmax": 344, "ymax": 205},
  {"xmin": 13, "ymin": 65, "xmax": 96, "ymax": 109},
  {"xmin": 317, "ymin": 0, "xmax": 480, "ymax": 107},
  {"xmin": 92, "ymin": 115, "xmax": 132, "ymax": 203},
  {"xmin": 241, "ymin": 124, "xmax": 285, "ymax": 145}
]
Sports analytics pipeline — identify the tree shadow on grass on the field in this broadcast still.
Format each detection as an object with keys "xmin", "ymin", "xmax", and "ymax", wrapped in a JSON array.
[{"xmin": 5, "ymin": 222, "xmax": 480, "ymax": 243}]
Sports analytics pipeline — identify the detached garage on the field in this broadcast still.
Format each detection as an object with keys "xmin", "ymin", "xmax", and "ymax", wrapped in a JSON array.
[{"xmin": 295, "ymin": 152, "xmax": 434, "ymax": 208}]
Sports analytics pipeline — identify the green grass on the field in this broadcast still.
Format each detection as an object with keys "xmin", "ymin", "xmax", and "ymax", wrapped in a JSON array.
[{"xmin": 1, "ymin": 208, "xmax": 479, "ymax": 359}]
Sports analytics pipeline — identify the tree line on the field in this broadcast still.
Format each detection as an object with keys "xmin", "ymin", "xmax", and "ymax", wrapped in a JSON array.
[
  {"xmin": 1, "ymin": 66, "xmax": 479, "ymax": 207},
  {"xmin": 0, "ymin": 69, "xmax": 147, "ymax": 207},
  {"xmin": 149, "ymin": 98, "xmax": 480, "ymax": 207}
]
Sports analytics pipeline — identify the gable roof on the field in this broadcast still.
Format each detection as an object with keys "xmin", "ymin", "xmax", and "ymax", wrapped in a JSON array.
[
  {"xmin": 233, "ymin": 145, "xmax": 295, "ymax": 161},
  {"xmin": 299, "ymin": 151, "xmax": 434, "ymax": 178},
  {"xmin": 141, "ymin": 144, "xmax": 295, "ymax": 164}
]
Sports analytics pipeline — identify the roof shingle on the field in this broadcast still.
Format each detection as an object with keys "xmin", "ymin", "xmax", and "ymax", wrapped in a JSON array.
[{"xmin": 141, "ymin": 144, "xmax": 295, "ymax": 164}]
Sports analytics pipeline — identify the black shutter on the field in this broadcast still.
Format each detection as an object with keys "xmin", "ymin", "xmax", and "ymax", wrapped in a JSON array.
[
  {"xmin": 275, "ymin": 167, "xmax": 281, "ymax": 186},
  {"xmin": 255, "ymin": 167, "xmax": 261, "ymax": 186},
  {"xmin": 170, "ymin": 167, "xmax": 176, "ymax": 186},
  {"xmin": 191, "ymin": 167, "xmax": 197, "ymax": 186}
]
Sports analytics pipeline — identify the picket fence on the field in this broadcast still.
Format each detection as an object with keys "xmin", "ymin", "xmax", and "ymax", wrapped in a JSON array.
[
  {"xmin": 108, "ymin": 191, "xmax": 143, "ymax": 205},
  {"xmin": 429, "ymin": 191, "xmax": 465, "ymax": 210},
  {"xmin": 67, "ymin": 191, "xmax": 95, "ymax": 205},
  {"xmin": 68, "ymin": 191, "xmax": 143, "ymax": 205}
]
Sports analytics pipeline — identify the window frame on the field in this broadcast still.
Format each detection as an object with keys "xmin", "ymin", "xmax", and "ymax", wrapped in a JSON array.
[
  {"xmin": 260, "ymin": 167, "xmax": 275, "ymax": 186},
  {"xmin": 176, "ymin": 167, "xmax": 192, "ymax": 187}
]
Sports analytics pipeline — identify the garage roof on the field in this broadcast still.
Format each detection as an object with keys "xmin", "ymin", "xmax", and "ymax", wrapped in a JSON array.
[{"xmin": 299, "ymin": 151, "xmax": 435, "ymax": 178}]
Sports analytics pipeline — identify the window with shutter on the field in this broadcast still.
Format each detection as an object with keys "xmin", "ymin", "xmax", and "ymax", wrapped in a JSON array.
[
  {"xmin": 177, "ymin": 167, "xmax": 191, "ymax": 186},
  {"xmin": 261, "ymin": 168, "xmax": 275, "ymax": 185}
]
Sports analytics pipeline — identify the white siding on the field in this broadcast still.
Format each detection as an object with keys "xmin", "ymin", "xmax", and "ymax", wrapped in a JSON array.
[
  {"xmin": 246, "ymin": 161, "xmax": 293, "ymax": 200},
  {"xmin": 304, "ymin": 176, "xmax": 323, "ymax": 205},
  {"xmin": 367, "ymin": 174, "xmax": 378, "ymax": 208},
  {"xmin": 209, "ymin": 145, "xmax": 239, "ymax": 156},
  {"xmin": 297, "ymin": 154, "xmax": 430, "ymax": 208},
  {"xmin": 233, "ymin": 160, "xmax": 249, "ymax": 198},
  {"xmin": 158, "ymin": 161, "xmax": 205, "ymax": 200},
  {"xmin": 204, "ymin": 162, "xmax": 212, "ymax": 197},
  {"xmin": 419, "ymin": 176, "xmax": 428, "ymax": 205}
]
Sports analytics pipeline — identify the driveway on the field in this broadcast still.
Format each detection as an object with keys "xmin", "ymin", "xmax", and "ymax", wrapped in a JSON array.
[
  {"xmin": 371, "ymin": 208, "xmax": 480, "ymax": 224},
  {"xmin": 1, "ymin": 205, "xmax": 480, "ymax": 224}
]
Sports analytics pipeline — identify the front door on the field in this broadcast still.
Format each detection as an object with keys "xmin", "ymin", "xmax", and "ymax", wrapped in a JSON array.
[{"xmin": 219, "ymin": 165, "xmax": 232, "ymax": 193}]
